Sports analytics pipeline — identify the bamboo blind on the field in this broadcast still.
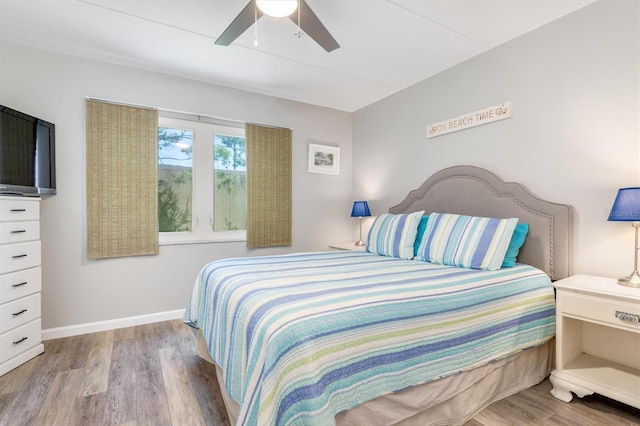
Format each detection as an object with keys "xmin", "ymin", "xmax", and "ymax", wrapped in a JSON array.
[
  {"xmin": 86, "ymin": 100, "xmax": 159, "ymax": 258},
  {"xmin": 246, "ymin": 124, "xmax": 292, "ymax": 248}
]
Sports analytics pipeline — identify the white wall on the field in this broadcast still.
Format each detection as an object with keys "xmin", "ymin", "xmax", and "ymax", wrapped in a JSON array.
[
  {"xmin": 0, "ymin": 42, "xmax": 353, "ymax": 329},
  {"xmin": 353, "ymin": 0, "xmax": 639, "ymax": 278}
]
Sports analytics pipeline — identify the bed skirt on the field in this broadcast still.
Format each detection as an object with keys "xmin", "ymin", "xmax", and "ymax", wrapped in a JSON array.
[{"xmin": 196, "ymin": 332, "xmax": 554, "ymax": 426}]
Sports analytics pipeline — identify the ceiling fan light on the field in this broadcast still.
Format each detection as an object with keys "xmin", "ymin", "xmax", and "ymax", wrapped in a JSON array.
[{"xmin": 256, "ymin": 0, "xmax": 298, "ymax": 18}]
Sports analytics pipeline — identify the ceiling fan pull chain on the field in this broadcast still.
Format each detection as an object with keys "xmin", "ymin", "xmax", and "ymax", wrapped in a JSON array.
[
  {"xmin": 254, "ymin": 4, "xmax": 259, "ymax": 46},
  {"xmin": 297, "ymin": 0, "xmax": 300, "ymax": 34},
  {"xmin": 294, "ymin": 0, "xmax": 304, "ymax": 38}
]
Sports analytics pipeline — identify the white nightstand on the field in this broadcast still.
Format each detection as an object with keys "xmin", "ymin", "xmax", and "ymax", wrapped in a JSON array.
[
  {"xmin": 328, "ymin": 242, "xmax": 367, "ymax": 252},
  {"xmin": 550, "ymin": 274, "xmax": 640, "ymax": 409}
]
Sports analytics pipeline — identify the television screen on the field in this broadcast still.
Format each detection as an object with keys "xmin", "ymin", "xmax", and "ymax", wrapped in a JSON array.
[{"xmin": 0, "ymin": 105, "xmax": 56, "ymax": 195}]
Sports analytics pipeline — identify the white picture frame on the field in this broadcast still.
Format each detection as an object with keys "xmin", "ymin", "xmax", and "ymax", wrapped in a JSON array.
[{"xmin": 308, "ymin": 143, "xmax": 340, "ymax": 175}]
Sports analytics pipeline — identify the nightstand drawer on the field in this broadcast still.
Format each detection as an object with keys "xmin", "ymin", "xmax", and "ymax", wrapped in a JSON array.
[
  {"xmin": 0, "ymin": 199, "xmax": 40, "ymax": 222},
  {"xmin": 0, "ymin": 241, "xmax": 41, "ymax": 274},
  {"xmin": 560, "ymin": 291, "xmax": 640, "ymax": 332},
  {"xmin": 0, "ymin": 293, "xmax": 40, "ymax": 333},
  {"xmin": 0, "ymin": 222, "xmax": 40, "ymax": 245},
  {"xmin": 0, "ymin": 319, "xmax": 41, "ymax": 365},
  {"xmin": 0, "ymin": 267, "xmax": 41, "ymax": 305}
]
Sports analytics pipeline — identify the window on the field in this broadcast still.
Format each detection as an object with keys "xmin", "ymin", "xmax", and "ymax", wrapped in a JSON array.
[
  {"xmin": 158, "ymin": 125, "xmax": 193, "ymax": 233},
  {"xmin": 157, "ymin": 117, "xmax": 246, "ymax": 244},
  {"xmin": 214, "ymin": 132, "xmax": 246, "ymax": 231}
]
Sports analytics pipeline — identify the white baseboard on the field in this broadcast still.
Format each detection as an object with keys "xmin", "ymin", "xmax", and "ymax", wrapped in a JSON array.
[{"xmin": 41, "ymin": 309, "xmax": 185, "ymax": 340}]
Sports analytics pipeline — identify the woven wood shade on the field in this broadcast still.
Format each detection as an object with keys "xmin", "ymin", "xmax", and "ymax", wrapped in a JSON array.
[
  {"xmin": 246, "ymin": 124, "xmax": 292, "ymax": 248},
  {"xmin": 86, "ymin": 100, "xmax": 159, "ymax": 259}
]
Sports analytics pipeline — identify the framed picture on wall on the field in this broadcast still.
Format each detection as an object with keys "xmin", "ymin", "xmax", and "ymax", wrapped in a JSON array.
[{"xmin": 308, "ymin": 143, "xmax": 340, "ymax": 175}]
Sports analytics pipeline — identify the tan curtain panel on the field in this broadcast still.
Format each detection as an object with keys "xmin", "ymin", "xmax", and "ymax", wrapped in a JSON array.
[
  {"xmin": 246, "ymin": 124, "xmax": 292, "ymax": 248},
  {"xmin": 86, "ymin": 100, "xmax": 159, "ymax": 259}
]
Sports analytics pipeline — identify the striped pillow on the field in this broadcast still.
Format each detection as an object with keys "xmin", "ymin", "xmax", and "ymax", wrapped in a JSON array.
[
  {"xmin": 366, "ymin": 211, "xmax": 424, "ymax": 259},
  {"xmin": 416, "ymin": 213, "xmax": 518, "ymax": 270}
]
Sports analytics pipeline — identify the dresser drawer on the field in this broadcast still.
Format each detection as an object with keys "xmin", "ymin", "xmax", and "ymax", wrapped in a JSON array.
[
  {"xmin": 0, "ymin": 241, "xmax": 41, "ymax": 274},
  {"xmin": 0, "ymin": 318, "xmax": 41, "ymax": 365},
  {"xmin": 0, "ymin": 222, "xmax": 40, "ymax": 245},
  {"xmin": 0, "ymin": 267, "xmax": 41, "ymax": 304},
  {"xmin": 0, "ymin": 198, "xmax": 40, "ymax": 222},
  {"xmin": 0, "ymin": 293, "xmax": 40, "ymax": 333},
  {"xmin": 559, "ymin": 290, "xmax": 640, "ymax": 332}
]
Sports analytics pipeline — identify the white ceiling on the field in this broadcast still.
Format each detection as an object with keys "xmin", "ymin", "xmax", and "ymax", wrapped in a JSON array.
[{"xmin": 0, "ymin": 0, "xmax": 595, "ymax": 112}]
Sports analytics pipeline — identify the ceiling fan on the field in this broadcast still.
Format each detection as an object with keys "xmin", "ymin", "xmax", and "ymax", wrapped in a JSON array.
[{"xmin": 215, "ymin": 0, "xmax": 340, "ymax": 52}]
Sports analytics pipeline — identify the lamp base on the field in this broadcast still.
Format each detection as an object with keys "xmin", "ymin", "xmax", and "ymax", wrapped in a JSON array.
[
  {"xmin": 354, "ymin": 240, "xmax": 366, "ymax": 247},
  {"xmin": 617, "ymin": 271, "xmax": 640, "ymax": 288}
]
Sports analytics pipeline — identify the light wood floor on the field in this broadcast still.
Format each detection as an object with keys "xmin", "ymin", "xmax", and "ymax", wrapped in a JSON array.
[{"xmin": 0, "ymin": 319, "xmax": 638, "ymax": 425}]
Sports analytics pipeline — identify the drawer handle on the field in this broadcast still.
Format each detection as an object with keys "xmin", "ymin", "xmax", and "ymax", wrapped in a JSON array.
[
  {"xmin": 10, "ymin": 209, "xmax": 26, "ymax": 212},
  {"xmin": 12, "ymin": 254, "xmax": 27, "ymax": 259},
  {"xmin": 615, "ymin": 311, "xmax": 640, "ymax": 324},
  {"xmin": 12, "ymin": 282, "xmax": 28, "ymax": 288},
  {"xmin": 12, "ymin": 309, "xmax": 27, "ymax": 317},
  {"xmin": 12, "ymin": 337, "xmax": 28, "ymax": 345},
  {"xmin": 10, "ymin": 229, "xmax": 27, "ymax": 234}
]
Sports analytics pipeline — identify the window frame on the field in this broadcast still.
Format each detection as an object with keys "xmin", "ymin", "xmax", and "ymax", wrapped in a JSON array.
[{"xmin": 158, "ymin": 116, "xmax": 246, "ymax": 246}]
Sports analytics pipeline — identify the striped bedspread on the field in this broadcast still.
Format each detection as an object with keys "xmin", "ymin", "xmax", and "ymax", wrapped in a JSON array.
[{"xmin": 184, "ymin": 251, "xmax": 556, "ymax": 425}]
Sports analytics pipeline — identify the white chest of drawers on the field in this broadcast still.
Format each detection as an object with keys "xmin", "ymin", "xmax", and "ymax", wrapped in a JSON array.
[
  {"xmin": 0, "ymin": 196, "xmax": 44, "ymax": 376},
  {"xmin": 550, "ymin": 274, "xmax": 640, "ymax": 409}
]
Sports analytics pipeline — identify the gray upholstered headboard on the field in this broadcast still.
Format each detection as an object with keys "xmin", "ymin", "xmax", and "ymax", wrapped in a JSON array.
[{"xmin": 389, "ymin": 165, "xmax": 572, "ymax": 280}]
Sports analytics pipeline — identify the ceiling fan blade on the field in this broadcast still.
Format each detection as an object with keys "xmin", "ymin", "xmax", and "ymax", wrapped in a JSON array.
[
  {"xmin": 215, "ymin": 1, "xmax": 262, "ymax": 46},
  {"xmin": 289, "ymin": 0, "xmax": 340, "ymax": 52}
]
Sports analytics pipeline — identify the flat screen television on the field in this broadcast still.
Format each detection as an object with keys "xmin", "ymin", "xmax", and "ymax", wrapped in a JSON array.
[{"xmin": 0, "ymin": 105, "xmax": 56, "ymax": 196}]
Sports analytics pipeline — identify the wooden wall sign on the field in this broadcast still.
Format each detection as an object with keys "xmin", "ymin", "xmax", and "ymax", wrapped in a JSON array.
[{"xmin": 427, "ymin": 101, "xmax": 512, "ymax": 139}]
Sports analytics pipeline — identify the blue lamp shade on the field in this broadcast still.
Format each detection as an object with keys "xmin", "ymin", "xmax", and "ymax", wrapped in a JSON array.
[
  {"xmin": 608, "ymin": 188, "xmax": 640, "ymax": 221},
  {"xmin": 351, "ymin": 201, "xmax": 371, "ymax": 218}
]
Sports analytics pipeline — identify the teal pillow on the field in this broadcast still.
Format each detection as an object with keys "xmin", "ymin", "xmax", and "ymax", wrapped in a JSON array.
[
  {"xmin": 413, "ymin": 215, "xmax": 429, "ymax": 257},
  {"xmin": 501, "ymin": 223, "xmax": 529, "ymax": 267}
]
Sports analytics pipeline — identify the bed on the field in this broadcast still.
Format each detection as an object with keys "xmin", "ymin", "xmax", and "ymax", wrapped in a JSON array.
[{"xmin": 185, "ymin": 165, "xmax": 572, "ymax": 425}]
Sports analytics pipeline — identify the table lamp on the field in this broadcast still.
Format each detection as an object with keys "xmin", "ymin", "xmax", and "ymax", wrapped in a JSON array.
[
  {"xmin": 351, "ymin": 201, "xmax": 371, "ymax": 246},
  {"xmin": 608, "ymin": 187, "xmax": 640, "ymax": 287}
]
